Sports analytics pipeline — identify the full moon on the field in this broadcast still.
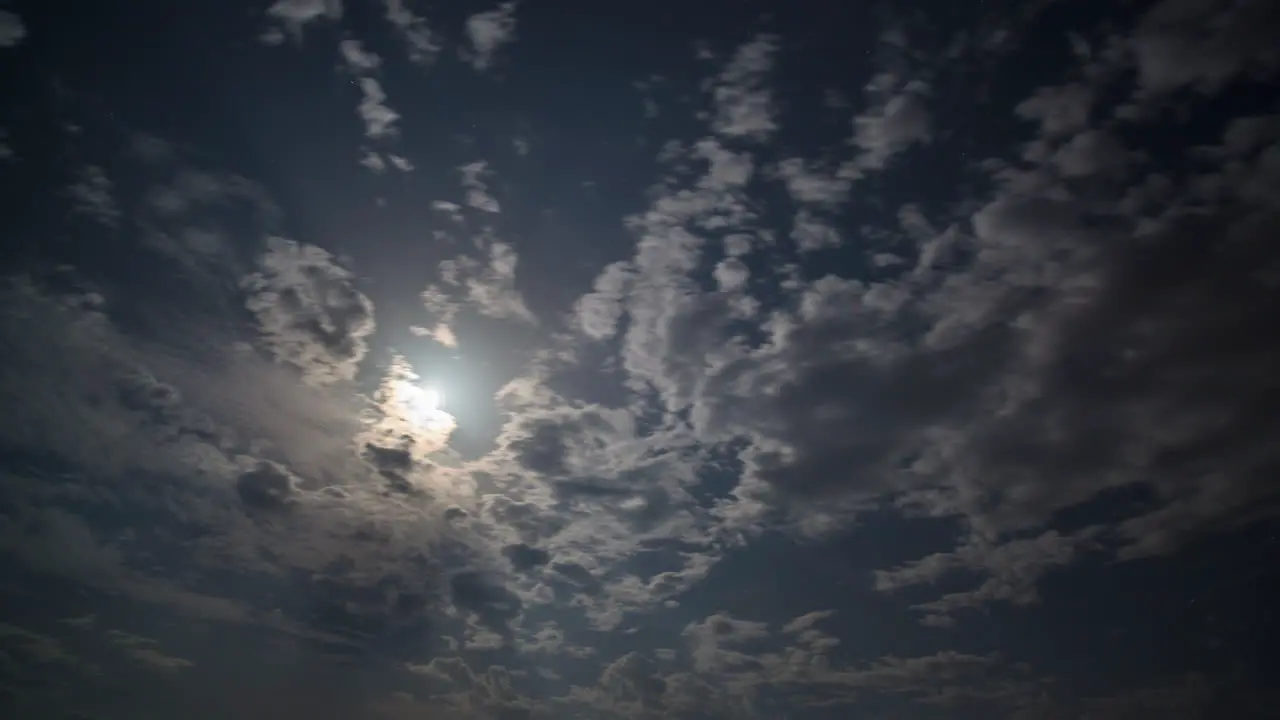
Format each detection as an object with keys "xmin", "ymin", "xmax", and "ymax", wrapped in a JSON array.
[
  {"xmin": 418, "ymin": 387, "xmax": 442, "ymax": 414},
  {"xmin": 398, "ymin": 381, "xmax": 446, "ymax": 427}
]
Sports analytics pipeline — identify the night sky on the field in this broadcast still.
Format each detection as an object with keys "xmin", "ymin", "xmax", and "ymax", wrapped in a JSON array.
[{"xmin": 2, "ymin": 0, "xmax": 1280, "ymax": 718}]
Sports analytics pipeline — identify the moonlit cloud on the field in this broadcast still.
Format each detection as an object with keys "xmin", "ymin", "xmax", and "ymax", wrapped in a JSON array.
[{"xmin": 241, "ymin": 236, "xmax": 376, "ymax": 385}]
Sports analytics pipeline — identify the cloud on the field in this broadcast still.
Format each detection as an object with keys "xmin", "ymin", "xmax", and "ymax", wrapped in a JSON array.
[
  {"xmin": 403, "ymin": 656, "xmax": 537, "ymax": 717},
  {"xmin": 357, "ymin": 78, "xmax": 400, "ymax": 139},
  {"xmin": 682, "ymin": 613, "xmax": 770, "ymax": 673},
  {"xmin": 465, "ymin": 370, "xmax": 720, "ymax": 627},
  {"xmin": 875, "ymin": 529, "xmax": 1102, "ymax": 624},
  {"xmin": 382, "ymin": 0, "xmax": 440, "ymax": 65},
  {"xmin": 698, "ymin": 161, "xmax": 1279, "ymax": 559},
  {"xmin": 789, "ymin": 207, "xmax": 843, "ymax": 252},
  {"xmin": 360, "ymin": 148, "xmax": 387, "ymax": 173},
  {"xmin": 0, "ymin": 624, "xmax": 85, "ymax": 668},
  {"xmin": 429, "ymin": 239, "xmax": 536, "ymax": 325},
  {"xmin": 1051, "ymin": 129, "xmax": 1129, "ymax": 178},
  {"xmin": 235, "ymin": 460, "xmax": 302, "ymax": 511},
  {"xmin": 449, "ymin": 571, "xmax": 523, "ymax": 640},
  {"xmin": 0, "ymin": 10, "xmax": 27, "ymax": 48},
  {"xmin": 501, "ymin": 542, "xmax": 550, "ymax": 571},
  {"xmin": 573, "ymin": 261, "xmax": 633, "ymax": 339},
  {"xmin": 339, "ymin": 38, "xmax": 382, "ymax": 72},
  {"xmin": 848, "ymin": 77, "xmax": 933, "ymax": 173},
  {"xmin": 103, "ymin": 630, "xmax": 194, "ymax": 670},
  {"xmin": 0, "ymin": 270, "xmax": 369, "ymax": 502},
  {"xmin": 776, "ymin": 158, "xmax": 852, "ymax": 207},
  {"xmin": 542, "ymin": 4, "xmax": 1280, "ymax": 637},
  {"xmin": 1129, "ymin": 0, "xmax": 1279, "ymax": 98},
  {"xmin": 458, "ymin": 160, "xmax": 501, "ymax": 212},
  {"xmin": 65, "ymin": 165, "xmax": 120, "ymax": 227},
  {"xmin": 466, "ymin": 242, "xmax": 534, "ymax": 322},
  {"xmin": 241, "ymin": 236, "xmax": 376, "ymax": 386},
  {"xmin": 1015, "ymin": 82, "xmax": 1094, "ymax": 138},
  {"xmin": 266, "ymin": 0, "xmax": 342, "ymax": 40},
  {"xmin": 11, "ymin": 6, "xmax": 1280, "ymax": 719},
  {"xmin": 464, "ymin": 2, "xmax": 519, "ymax": 71},
  {"xmin": 706, "ymin": 34, "xmax": 779, "ymax": 141},
  {"xmin": 339, "ymin": 38, "xmax": 415, "ymax": 172},
  {"xmin": 0, "ymin": 273, "xmax": 455, "ymax": 657}
]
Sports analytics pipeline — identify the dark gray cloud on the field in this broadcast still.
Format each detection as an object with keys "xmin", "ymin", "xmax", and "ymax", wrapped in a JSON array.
[
  {"xmin": 450, "ymin": 571, "xmax": 523, "ymax": 640},
  {"xmin": 501, "ymin": 543, "xmax": 550, "ymax": 572},
  {"xmin": 236, "ymin": 460, "xmax": 300, "ymax": 511}
]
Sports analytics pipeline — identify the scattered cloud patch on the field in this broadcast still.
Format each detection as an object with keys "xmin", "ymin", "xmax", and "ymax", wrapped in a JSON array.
[
  {"xmin": 458, "ymin": 160, "xmax": 501, "ymax": 212},
  {"xmin": 847, "ymin": 76, "xmax": 933, "ymax": 174},
  {"xmin": 0, "ymin": 9, "xmax": 26, "ymax": 48},
  {"xmin": 357, "ymin": 78, "xmax": 400, "ymax": 139},
  {"xmin": 383, "ymin": 0, "xmax": 440, "ymax": 64},
  {"xmin": 464, "ymin": 2, "xmax": 519, "ymax": 71}
]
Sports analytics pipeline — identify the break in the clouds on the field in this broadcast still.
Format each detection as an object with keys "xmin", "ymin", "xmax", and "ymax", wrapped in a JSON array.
[{"xmin": 3, "ymin": 0, "xmax": 1280, "ymax": 718}]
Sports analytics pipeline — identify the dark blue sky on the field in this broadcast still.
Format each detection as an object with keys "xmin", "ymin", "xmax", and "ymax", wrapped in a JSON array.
[{"xmin": 2, "ymin": 0, "xmax": 1279, "ymax": 718}]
